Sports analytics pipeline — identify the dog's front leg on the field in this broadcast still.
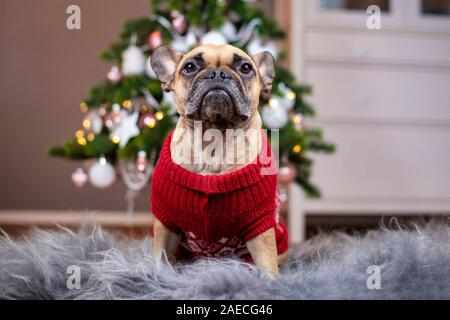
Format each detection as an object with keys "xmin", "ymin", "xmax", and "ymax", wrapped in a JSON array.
[
  {"xmin": 153, "ymin": 218, "xmax": 181, "ymax": 263},
  {"xmin": 246, "ymin": 228, "xmax": 279, "ymax": 279}
]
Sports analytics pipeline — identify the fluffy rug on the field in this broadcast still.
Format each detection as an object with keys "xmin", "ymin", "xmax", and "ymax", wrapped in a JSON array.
[{"xmin": 0, "ymin": 220, "xmax": 449, "ymax": 300}]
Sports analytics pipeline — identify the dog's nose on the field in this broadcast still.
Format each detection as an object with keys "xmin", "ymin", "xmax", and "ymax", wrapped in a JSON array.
[{"xmin": 204, "ymin": 69, "xmax": 232, "ymax": 80}]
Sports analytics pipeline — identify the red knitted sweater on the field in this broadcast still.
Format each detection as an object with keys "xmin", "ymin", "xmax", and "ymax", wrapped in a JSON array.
[{"xmin": 150, "ymin": 130, "xmax": 288, "ymax": 262}]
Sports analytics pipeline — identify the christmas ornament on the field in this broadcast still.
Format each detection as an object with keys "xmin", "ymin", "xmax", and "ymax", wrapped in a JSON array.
[
  {"xmin": 278, "ymin": 83, "xmax": 296, "ymax": 110},
  {"xmin": 172, "ymin": 11, "xmax": 188, "ymax": 34},
  {"xmin": 247, "ymin": 37, "xmax": 279, "ymax": 58},
  {"xmin": 261, "ymin": 104, "xmax": 288, "ymax": 129},
  {"xmin": 122, "ymin": 45, "xmax": 146, "ymax": 76},
  {"xmin": 220, "ymin": 21, "xmax": 237, "ymax": 41},
  {"xmin": 278, "ymin": 164, "xmax": 297, "ymax": 184},
  {"xmin": 71, "ymin": 168, "xmax": 88, "ymax": 188},
  {"xmin": 171, "ymin": 31, "xmax": 197, "ymax": 52},
  {"xmin": 119, "ymin": 149, "xmax": 157, "ymax": 223},
  {"xmin": 148, "ymin": 30, "xmax": 163, "ymax": 51},
  {"xmin": 109, "ymin": 111, "xmax": 140, "ymax": 148},
  {"xmin": 88, "ymin": 157, "xmax": 116, "ymax": 189},
  {"xmin": 82, "ymin": 111, "xmax": 102, "ymax": 134},
  {"xmin": 98, "ymin": 105, "xmax": 107, "ymax": 116},
  {"xmin": 200, "ymin": 31, "xmax": 227, "ymax": 46},
  {"xmin": 107, "ymin": 65, "xmax": 122, "ymax": 83}
]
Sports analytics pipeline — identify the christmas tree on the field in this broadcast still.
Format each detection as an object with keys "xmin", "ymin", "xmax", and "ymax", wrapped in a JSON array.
[{"xmin": 49, "ymin": 0, "xmax": 335, "ymax": 208}]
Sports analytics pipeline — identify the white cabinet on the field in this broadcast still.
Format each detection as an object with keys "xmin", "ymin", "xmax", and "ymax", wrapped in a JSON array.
[{"xmin": 289, "ymin": 0, "xmax": 450, "ymax": 244}]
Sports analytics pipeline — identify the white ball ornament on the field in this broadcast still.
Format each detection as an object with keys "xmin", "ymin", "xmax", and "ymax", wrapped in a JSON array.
[
  {"xmin": 261, "ymin": 104, "xmax": 288, "ymax": 129},
  {"xmin": 122, "ymin": 45, "xmax": 146, "ymax": 76},
  {"xmin": 171, "ymin": 31, "xmax": 197, "ymax": 52},
  {"xmin": 88, "ymin": 157, "xmax": 116, "ymax": 189},
  {"xmin": 221, "ymin": 21, "xmax": 237, "ymax": 41},
  {"xmin": 278, "ymin": 83, "xmax": 296, "ymax": 110},
  {"xmin": 200, "ymin": 31, "xmax": 228, "ymax": 46}
]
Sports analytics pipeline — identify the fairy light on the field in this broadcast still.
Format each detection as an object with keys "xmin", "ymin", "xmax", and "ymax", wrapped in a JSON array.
[
  {"xmin": 155, "ymin": 111, "xmax": 164, "ymax": 121},
  {"xmin": 75, "ymin": 130, "xmax": 84, "ymax": 139},
  {"xmin": 77, "ymin": 137, "xmax": 87, "ymax": 146},
  {"xmin": 123, "ymin": 100, "xmax": 132, "ymax": 109},
  {"xmin": 144, "ymin": 116, "xmax": 156, "ymax": 128},
  {"xmin": 87, "ymin": 132, "xmax": 95, "ymax": 142},
  {"xmin": 80, "ymin": 102, "xmax": 88, "ymax": 113},
  {"xmin": 292, "ymin": 114, "xmax": 302, "ymax": 125},
  {"xmin": 287, "ymin": 91, "xmax": 296, "ymax": 101},
  {"xmin": 82, "ymin": 119, "xmax": 91, "ymax": 129},
  {"xmin": 292, "ymin": 144, "xmax": 302, "ymax": 154},
  {"xmin": 111, "ymin": 135, "xmax": 120, "ymax": 144},
  {"xmin": 269, "ymin": 98, "xmax": 279, "ymax": 109}
]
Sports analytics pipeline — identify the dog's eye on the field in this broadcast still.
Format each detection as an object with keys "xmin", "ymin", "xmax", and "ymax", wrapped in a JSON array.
[
  {"xmin": 240, "ymin": 63, "xmax": 253, "ymax": 74},
  {"xmin": 183, "ymin": 62, "xmax": 197, "ymax": 74}
]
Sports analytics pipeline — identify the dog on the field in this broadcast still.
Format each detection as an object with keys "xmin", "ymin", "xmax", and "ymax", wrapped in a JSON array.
[{"xmin": 150, "ymin": 44, "xmax": 288, "ymax": 278}]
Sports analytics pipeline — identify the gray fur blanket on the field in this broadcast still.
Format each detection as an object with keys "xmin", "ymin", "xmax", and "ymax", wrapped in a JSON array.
[{"xmin": 0, "ymin": 220, "xmax": 449, "ymax": 300}]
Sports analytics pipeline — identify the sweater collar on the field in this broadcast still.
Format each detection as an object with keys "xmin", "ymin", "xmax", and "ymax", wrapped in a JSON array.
[{"xmin": 156, "ymin": 130, "xmax": 275, "ymax": 194}]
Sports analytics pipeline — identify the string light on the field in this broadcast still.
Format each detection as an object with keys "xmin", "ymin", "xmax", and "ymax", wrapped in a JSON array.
[
  {"xmin": 155, "ymin": 111, "xmax": 164, "ymax": 121},
  {"xmin": 87, "ymin": 132, "xmax": 95, "ymax": 142},
  {"xmin": 77, "ymin": 137, "xmax": 87, "ymax": 146},
  {"xmin": 123, "ymin": 100, "xmax": 132, "ymax": 109},
  {"xmin": 269, "ymin": 98, "xmax": 279, "ymax": 109},
  {"xmin": 80, "ymin": 102, "xmax": 88, "ymax": 113},
  {"xmin": 82, "ymin": 119, "xmax": 91, "ymax": 129},
  {"xmin": 144, "ymin": 115, "xmax": 156, "ymax": 128},
  {"xmin": 292, "ymin": 114, "xmax": 302, "ymax": 125},
  {"xmin": 287, "ymin": 91, "xmax": 296, "ymax": 101},
  {"xmin": 75, "ymin": 130, "xmax": 84, "ymax": 139},
  {"xmin": 292, "ymin": 144, "xmax": 302, "ymax": 154},
  {"xmin": 111, "ymin": 135, "xmax": 120, "ymax": 144}
]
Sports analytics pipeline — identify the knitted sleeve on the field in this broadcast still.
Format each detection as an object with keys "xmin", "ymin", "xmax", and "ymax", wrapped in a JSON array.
[{"xmin": 240, "ymin": 174, "xmax": 278, "ymax": 243}]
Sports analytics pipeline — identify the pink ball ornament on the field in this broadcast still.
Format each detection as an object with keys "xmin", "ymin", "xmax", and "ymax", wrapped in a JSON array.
[
  {"xmin": 71, "ymin": 168, "xmax": 88, "ymax": 188},
  {"xmin": 172, "ymin": 12, "xmax": 188, "ymax": 35},
  {"xmin": 148, "ymin": 31, "xmax": 163, "ymax": 51},
  {"xmin": 107, "ymin": 65, "xmax": 122, "ymax": 84}
]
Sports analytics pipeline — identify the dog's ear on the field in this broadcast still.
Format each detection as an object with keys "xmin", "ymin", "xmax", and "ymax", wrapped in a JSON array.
[
  {"xmin": 151, "ymin": 46, "xmax": 183, "ymax": 92},
  {"xmin": 252, "ymin": 51, "xmax": 275, "ymax": 93}
]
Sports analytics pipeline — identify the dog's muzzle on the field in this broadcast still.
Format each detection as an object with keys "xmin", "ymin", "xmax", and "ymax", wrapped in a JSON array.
[{"xmin": 185, "ymin": 69, "xmax": 250, "ymax": 125}]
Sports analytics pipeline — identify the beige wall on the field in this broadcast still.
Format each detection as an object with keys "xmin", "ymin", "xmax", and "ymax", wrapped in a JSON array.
[{"xmin": 0, "ymin": 0, "xmax": 150, "ymax": 211}]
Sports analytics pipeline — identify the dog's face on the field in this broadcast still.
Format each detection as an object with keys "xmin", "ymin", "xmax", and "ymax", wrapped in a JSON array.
[{"xmin": 151, "ymin": 44, "xmax": 275, "ymax": 129}]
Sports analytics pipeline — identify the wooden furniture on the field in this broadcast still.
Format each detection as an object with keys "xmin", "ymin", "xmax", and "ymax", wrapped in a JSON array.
[
  {"xmin": 289, "ymin": 0, "xmax": 450, "ymax": 243},
  {"xmin": 0, "ymin": 210, "xmax": 154, "ymax": 238}
]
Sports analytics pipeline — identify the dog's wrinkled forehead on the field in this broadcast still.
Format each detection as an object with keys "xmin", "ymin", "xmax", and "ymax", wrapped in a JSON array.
[{"xmin": 179, "ymin": 45, "xmax": 253, "ymax": 71}]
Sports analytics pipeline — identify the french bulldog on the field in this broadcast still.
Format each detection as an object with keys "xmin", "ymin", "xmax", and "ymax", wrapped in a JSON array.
[{"xmin": 150, "ymin": 44, "xmax": 287, "ymax": 278}]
